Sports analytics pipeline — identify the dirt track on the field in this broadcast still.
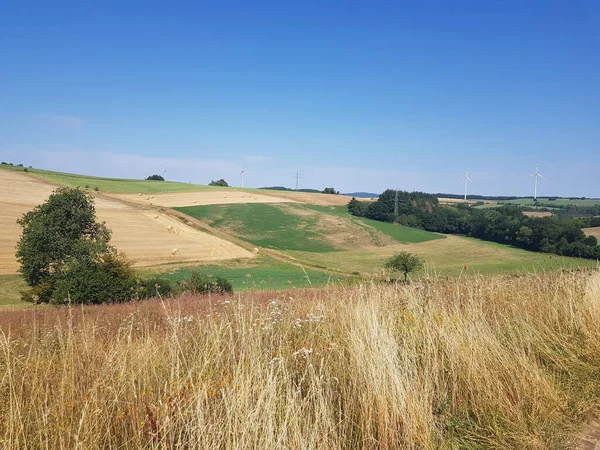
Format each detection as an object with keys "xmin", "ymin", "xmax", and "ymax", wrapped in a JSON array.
[{"xmin": 0, "ymin": 171, "xmax": 252, "ymax": 274}]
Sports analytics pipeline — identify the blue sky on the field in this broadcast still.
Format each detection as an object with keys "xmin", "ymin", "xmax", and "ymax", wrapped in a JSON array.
[{"xmin": 1, "ymin": 1, "xmax": 599, "ymax": 196}]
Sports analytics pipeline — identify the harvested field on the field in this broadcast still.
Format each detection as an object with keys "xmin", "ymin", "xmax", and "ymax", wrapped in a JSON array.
[
  {"xmin": 259, "ymin": 190, "xmax": 359, "ymax": 206},
  {"xmin": 524, "ymin": 210, "xmax": 553, "ymax": 217},
  {"xmin": 437, "ymin": 197, "xmax": 477, "ymax": 204},
  {"xmin": 0, "ymin": 171, "xmax": 252, "ymax": 274},
  {"xmin": 584, "ymin": 227, "xmax": 600, "ymax": 239},
  {"xmin": 107, "ymin": 190, "xmax": 295, "ymax": 207}
]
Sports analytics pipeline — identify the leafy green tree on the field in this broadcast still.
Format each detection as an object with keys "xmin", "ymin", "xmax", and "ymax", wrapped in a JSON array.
[
  {"xmin": 385, "ymin": 251, "xmax": 424, "ymax": 282},
  {"xmin": 322, "ymin": 187, "xmax": 338, "ymax": 194},
  {"xmin": 209, "ymin": 179, "xmax": 229, "ymax": 187},
  {"xmin": 16, "ymin": 188, "xmax": 134, "ymax": 303},
  {"xmin": 146, "ymin": 174, "xmax": 165, "ymax": 181}
]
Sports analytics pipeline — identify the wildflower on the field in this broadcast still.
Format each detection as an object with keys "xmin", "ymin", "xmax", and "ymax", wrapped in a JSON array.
[{"xmin": 293, "ymin": 347, "xmax": 313, "ymax": 359}]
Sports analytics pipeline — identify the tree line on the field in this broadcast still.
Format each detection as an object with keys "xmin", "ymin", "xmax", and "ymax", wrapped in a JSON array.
[{"xmin": 348, "ymin": 190, "xmax": 600, "ymax": 260}]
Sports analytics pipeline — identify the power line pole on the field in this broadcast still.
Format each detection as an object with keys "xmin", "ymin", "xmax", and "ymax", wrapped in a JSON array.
[{"xmin": 294, "ymin": 172, "xmax": 301, "ymax": 191}]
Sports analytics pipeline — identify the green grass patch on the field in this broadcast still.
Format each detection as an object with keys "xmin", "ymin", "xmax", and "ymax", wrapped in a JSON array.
[
  {"xmin": 156, "ymin": 263, "xmax": 345, "ymax": 291},
  {"xmin": 0, "ymin": 164, "xmax": 214, "ymax": 193},
  {"xmin": 0, "ymin": 275, "xmax": 28, "ymax": 309},
  {"xmin": 175, "ymin": 204, "xmax": 339, "ymax": 252},
  {"xmin": 288, "ymin": 236, "xmax": 599, "ymax": 277}
]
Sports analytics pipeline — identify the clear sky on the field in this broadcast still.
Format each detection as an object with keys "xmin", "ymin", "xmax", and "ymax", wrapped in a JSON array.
[{"xmin": 1, "ymin": 1, "xmax": 599, "ymax": 196}]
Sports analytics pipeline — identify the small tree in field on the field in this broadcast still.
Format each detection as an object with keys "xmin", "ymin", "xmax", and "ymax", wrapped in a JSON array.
[
  {"xmin": 146, "ymin": 174, "xmax": 165, "ymax": 181},
  {"xmin": 385, "ymin": 251, "xmax": 424, "ymax": 282},
  {"xmin": 16, "ymin": 187, "xmax": 135, "ymax": 304}
]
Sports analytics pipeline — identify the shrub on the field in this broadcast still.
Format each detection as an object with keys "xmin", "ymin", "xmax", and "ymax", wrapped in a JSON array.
[
  {"xmin": 146, "ymin": 175, "xmax": 165, "ymax": 181},
  {"xmin": 50, "ymin": 253, "xmax": 137, "ymax": 304},
  {"xmin": 185, "ymin": 269, "xmax": 233, "ymax": 294},
  {"xmin": 136, "ymin": 276, "xmax": 175, "ymax": 299}
]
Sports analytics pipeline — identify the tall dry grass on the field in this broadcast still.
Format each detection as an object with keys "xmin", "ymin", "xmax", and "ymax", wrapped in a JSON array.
[{"xmin": 1, "ymin": 271, "xmax": 600, "ymax": 449}]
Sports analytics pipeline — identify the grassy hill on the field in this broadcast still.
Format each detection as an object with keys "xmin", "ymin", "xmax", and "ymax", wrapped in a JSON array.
[{"xmin": 175, "ymin": 203, "xmax": 443, "ymax": 254}]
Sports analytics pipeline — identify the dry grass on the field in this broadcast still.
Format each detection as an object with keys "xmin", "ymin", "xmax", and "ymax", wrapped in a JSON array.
[
  {"xmin": 524, "ymin": 211, "xmax": 554, "ymax": 218},
  {"xmin": 0, "ymin": 171, "xmax": 252, "ymax": 274},
  {"xmin": 1, "ymin": 271, "xmax": 600, "ymax": 448},
  {"xmin": 107, "ymin": 190, "xmax": 296, "ymax": 207},
  {"xmin": 584, "ymin": 227, "xmax": 600, "ymax": 239}
]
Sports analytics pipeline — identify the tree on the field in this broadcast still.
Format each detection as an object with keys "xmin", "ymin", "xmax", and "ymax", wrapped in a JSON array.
[
  {"xmin": 322, "ymin": 187, "xmax": 338, "ymax": 194},
  {"xmin": 146, "ymin": 175, "xmax": 165, "ymax": 181},
  {"xmin": 385, "ymin": 251, "xmax": 424, "ymax": 282},
  {"xmin": 209, "ymin": 179, "xmax": 229, "ymax": 187},
  {"xmin": 16, "ymin": 188, "xmax": 134, "ymax": 303}
]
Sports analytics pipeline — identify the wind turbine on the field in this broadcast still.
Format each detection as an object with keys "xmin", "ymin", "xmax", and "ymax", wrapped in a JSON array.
[
  {"xmin": 240, "ymin": 170, "xmax": 244, "ymax": 188},
  {"xmin": 162, "ymin": 168, "xmax": 167, "ymax": 180},
  {"xmin": 529, "ymin": 166, "xmax": 546, "ymax": 201},
  {"xmin": 462, "ymin": 169, "xmax": 473, "ymax": 201}
]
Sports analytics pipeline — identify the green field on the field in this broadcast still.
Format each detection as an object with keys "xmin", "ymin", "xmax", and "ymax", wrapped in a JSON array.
[
  {"xmin": 288, "ymin": 236, "xmax": 600, "ymax": 277},
  {"xmin": 157, "ymin": 262, "xmax": 346, "ymax": 291},
  {"xmin": 0, "ymin": 275, "xmax": 27, "ymax": 309},
  {"xmin": 175, "ymin": 203, "xmax": 443, "ymax": 253},
  {"xmin": 0, "ymin": 163, "xmax": 214, "ymax": 194}
]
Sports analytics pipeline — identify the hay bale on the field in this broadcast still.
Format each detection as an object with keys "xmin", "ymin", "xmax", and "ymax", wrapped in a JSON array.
[{"xmin": 171, "ymin": 248, "xmax": 179, "ymax": 255}]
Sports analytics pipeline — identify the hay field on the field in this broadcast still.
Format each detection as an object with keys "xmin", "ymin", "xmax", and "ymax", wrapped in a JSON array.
[
  {"xmin": 584, "ymin": 227, "xmax": 600, "ymax": 239},
  {"xmin": 2, "ymin": 271, "xmax": 600, "ymax": 448},
  {"xmin": 437, "ymin": 197, "xmax": 476, "ymax": 204},
  {"xmin": 524, "ymin": 210, "xmax": 553, "ymax": 217},
  {"xmin": 258, "ymin": 190, "xmax": 358, "ymax": 206},
  {"xmin": 0, "ymin": 171, "xmax": 252, "ymax": 274},
  {"xmin": 108, "ymin": 190, "xmax": 295, "ymax": 207}
]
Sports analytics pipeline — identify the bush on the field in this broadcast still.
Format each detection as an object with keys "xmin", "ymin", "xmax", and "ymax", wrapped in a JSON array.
[
  {"xmin": 184, "ymin": 270, "xmax": 233, "ymax": 294},
  {"xmin": 146, "ymin": 175, "xmax": 165, "ymax": 181},
  {"xmin": 136, "ymin": 276, "xmax": 175, "ymax": 299},
  {"xmin": 50, "ymin": 253, "xmax": 137, "ymax": 304}
]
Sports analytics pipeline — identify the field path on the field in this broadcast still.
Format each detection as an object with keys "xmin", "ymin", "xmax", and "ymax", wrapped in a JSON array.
[{"xmin": 0, "ymin": 170, "xmax": 252, "ymax": 274}]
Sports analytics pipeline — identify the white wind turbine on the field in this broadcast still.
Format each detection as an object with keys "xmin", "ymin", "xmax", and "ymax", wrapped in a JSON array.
[
  {"xmin": 240, "ymin": 170, "xmax": 244, "ymax": 188},
  {"xmin": 462, "ymin": 168, "xmax": 473, "ymax": 201},
  {"xmin": 529, "ymin": 166, "xmax": 546, "ymax": 200}
]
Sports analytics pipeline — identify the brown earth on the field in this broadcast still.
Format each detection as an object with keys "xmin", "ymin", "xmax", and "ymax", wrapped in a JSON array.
[{"xmin": 0, "ymin": 171, "xmax": 252, "ymax": 275}]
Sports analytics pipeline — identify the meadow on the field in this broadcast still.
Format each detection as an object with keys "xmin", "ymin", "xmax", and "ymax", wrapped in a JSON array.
[
  {"xmin": 1, "ymin": 270, "xmax": 600, "ymax": 448},
  {"xmin": 175, "ymin": 203, "xmax": 443, "ymax": 253}
]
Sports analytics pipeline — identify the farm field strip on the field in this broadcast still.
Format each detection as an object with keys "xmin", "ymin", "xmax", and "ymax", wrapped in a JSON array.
[
  {"xmin": 0, "ymin": 170, "xmax": 253, "ymax": 275},
  {"xmin": 107, "ymin": 190, "xmax": 296, "ymax": 207}
]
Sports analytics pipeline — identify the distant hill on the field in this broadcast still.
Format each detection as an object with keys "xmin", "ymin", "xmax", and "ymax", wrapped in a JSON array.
[
  {"xmin": 259, "ymin": 186, "xmax": 322, "ymax": 194},
  {"xmin": 343, "ymin": 192, "xmax": 379, "ymax": 199}
]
